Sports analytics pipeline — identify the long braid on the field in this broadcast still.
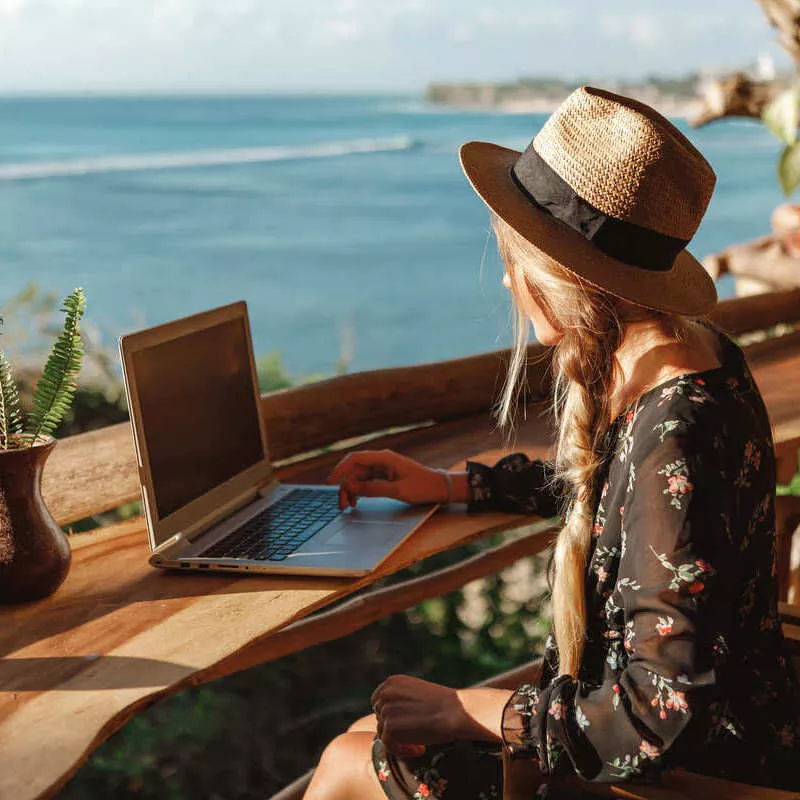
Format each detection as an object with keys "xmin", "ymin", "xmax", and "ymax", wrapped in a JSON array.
[
  {"xmin": 548, "ymin": 317, "xmax": 623, "ymax": 675},
  {"xmin": 489, "ymin": 212, "xmax": 700, "ymax": 677}
]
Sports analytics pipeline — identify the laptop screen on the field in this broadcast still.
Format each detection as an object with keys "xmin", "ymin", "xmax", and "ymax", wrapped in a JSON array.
[{"xmin": 131, "ymin": 316, "xmax": 265, "ymax": 519}]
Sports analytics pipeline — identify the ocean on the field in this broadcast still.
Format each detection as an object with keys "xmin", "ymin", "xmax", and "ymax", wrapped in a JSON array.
[{"xmin": 0, "ymin": 95, "xmax": 786, "ymax": 380}]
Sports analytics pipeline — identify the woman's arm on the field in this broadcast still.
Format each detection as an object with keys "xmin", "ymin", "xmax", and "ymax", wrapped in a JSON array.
[
  {"xmin": 446, "ymin": 470, "xmax": 473, "ymax": 504},
  {"xmin": 499, "ymin": 414, "xmax": 728, "ymax": 781},
  {"xmin": 325, "ymin": 449, "xmax": 569, "ymax": 515}
]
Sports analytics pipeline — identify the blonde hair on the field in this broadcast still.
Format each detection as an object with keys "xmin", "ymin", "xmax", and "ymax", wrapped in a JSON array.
[{"xmin": 490, "ymin": 212, "xmax": 704, "ymax": 677}]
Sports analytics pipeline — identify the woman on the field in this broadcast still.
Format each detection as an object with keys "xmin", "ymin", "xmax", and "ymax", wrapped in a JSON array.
[{"xmin": 304, "ymin": 87, "xmax": 800, "ymax": 799}]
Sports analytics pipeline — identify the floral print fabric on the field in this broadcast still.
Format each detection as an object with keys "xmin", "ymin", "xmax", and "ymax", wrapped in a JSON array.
[
  {"xmin": 371, "ymin": 319, "xmax": 800, "ymax": 796},
  {"xmin": 493, "ymin": 321, "xmax": 800, "ymax": 791},
  {"xmin": 371, "ymin": 737, "xmax": 503, "ymax": 800}
]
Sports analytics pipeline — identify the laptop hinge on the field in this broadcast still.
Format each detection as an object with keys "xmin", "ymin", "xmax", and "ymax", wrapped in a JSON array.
[
  {"xmin": 154, "ymin": 532, "xmax": 184, "ymax": 556},
  {"xmin": 257, "ymin": 477, "xmax": 279, "ymax": 497}
]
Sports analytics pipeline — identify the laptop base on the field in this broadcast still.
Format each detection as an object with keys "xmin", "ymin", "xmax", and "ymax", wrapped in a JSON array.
[{"xmin": 149, "ymin": 484, "xmax": 440, "ymax": 578}]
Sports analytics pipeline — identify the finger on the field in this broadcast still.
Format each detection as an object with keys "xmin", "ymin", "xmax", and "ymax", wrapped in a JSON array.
[
  {"xmin": 342, "ymin": 466, "xmax": 400, "ymax": 502},
  {"xmin": 338, "ymin": 464, "xmax": 397, "ymax": 489},
  {"xmin": 334, "ymin": 475, "xmax": 362, "ymax": 508},
  {"xmin": 381, "ymin": 717, "xmax": 427, "ymax": 755},
  {"xmin": 338, "ymin": 485, "xmax": 349, "ymax": 511},
  {"xmin": 339, "ymin": 479, "xmax": 356, "ymax": 508},
  {"xmin": 371, "ymin": 691, "xmax": 385, "ymax": 713},
  {"xmin": 328, "ymin": 459, "xmax": 366, "ymax": 486},
  {"xmin": 370, "ymin": 673, "xmax": 408, "ymax": 702},
  {"xmin": 326, "ymin": 454, "xmax": 373, "ymax": 485},
  {"xmin": 326, "ymin": 451, "xmax": 396, "ymax": 485},
  {"xmin": 371, "ymin": 674, "xmax": 404, "ymax": 705},
  {"xmin": 338, "ymin": 480, "xmax": 366, "ymax": 508},
  {"xmin": 370, "ymin": 682, "xmax": 387, "ymax": 708},
  {"xmin": 335, "ymin": 463, "xmax": 383, "ymax": 486}
]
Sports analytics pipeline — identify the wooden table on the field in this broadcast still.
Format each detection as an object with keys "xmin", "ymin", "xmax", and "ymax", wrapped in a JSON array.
[
  {"xmin": 3, "ymin": 325, "xmax": 800, "ymax": 800},
  {"xmin": 0, "ymin": 461, "xmax": 555, "ymax": 800}
]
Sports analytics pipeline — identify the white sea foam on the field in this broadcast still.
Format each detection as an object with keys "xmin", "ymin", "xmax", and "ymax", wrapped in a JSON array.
[
  {"xmin": 0, "ymin": 136, "xmax": 415, "ymax": 181},
  {"xmin": 725, "ymin": 119, "xmax": 764, "ymax": 128}
]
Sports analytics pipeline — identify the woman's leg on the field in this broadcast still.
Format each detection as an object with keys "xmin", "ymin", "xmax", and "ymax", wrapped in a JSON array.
[
  {"xmin": 347, "ymin": 712, "xmax": 378, "ymax": 733},
  {"xmin": 305, "ymin": 659, "xmax": 543, "ymax": 799},
  {"xmin": 304, "ymin": 731, "xmax": 386, "ymax": 800}
]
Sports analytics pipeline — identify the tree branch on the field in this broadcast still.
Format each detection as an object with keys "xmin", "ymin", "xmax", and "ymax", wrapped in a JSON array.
[
  {"xmin": 690, "ymin": 1, "xmax": 800, "ymax": 127},
  {"xmin": 757, "ymin": 0, "xmax": 800, "ymax": 66},
  {"xmin": 690, "ymin": 72, "xmax": 783, "ymax": 127}
]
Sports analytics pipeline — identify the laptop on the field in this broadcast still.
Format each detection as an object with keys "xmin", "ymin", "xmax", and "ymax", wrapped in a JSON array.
[{"xmin": 118, "ymin": 300, "xmax": 440, "ymax": 577}]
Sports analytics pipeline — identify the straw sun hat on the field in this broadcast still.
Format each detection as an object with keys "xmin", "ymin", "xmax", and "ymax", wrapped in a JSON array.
[{"xmin": 459, "ymin": 86, "xmax": 718, "ymax": 315}]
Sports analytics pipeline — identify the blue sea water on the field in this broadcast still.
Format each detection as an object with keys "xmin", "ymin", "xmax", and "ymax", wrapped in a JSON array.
[{"xmin": 0, "ymin": 95, "xmax": 787, "ymax": 379}]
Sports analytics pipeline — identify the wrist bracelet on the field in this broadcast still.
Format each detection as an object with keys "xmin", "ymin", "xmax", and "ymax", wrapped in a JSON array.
[{"xmin": 435, "ymin": 468, "xmax": 453, "ymax": 504}]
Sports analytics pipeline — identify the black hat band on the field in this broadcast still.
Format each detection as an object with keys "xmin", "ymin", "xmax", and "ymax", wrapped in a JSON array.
[{"xmin": 510, "ymin": 145, "xmax": 689, "ymax": 272}]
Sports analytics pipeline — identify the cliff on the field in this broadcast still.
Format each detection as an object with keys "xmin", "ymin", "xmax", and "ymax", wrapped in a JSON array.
[{"xmin": 425, "ymin": 75, "xmax": 702, "ymax": 118}]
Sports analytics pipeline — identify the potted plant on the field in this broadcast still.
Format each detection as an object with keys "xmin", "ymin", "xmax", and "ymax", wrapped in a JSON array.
[{"xmin": 0, "ymin": 287, "xmax": 86, "ymax": 603}]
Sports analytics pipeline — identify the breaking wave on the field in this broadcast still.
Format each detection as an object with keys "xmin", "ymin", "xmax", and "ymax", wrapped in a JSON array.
[{"xmin": 0, "ymin": 136, "xmax": 416, "ymax": 181}]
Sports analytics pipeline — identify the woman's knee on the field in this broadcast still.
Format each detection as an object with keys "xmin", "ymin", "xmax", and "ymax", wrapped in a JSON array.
[
  {"xmin": 347, "ymin": 712, "xmax": 378, "ymax": 733},
  {"xmin": 307, "ymin": 732, "xmax": 381, "ymax": 799}
]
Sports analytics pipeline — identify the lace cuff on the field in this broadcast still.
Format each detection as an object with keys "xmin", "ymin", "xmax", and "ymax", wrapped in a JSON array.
[
  {"xmin": 501, "ymin": 674, "xmax": 581, "ymax": 776},
  {"xmin": 501, "ymin": 682, "xmax": 542, "ymax": 759},
  {"xmin": 466, "ymin": 453, "xmax": 566, "ymax": 517}
]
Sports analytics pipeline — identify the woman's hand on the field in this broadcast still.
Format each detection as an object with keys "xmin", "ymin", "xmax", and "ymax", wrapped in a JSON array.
[
  {"xmin": 326, "ymin": 449, "xmax": 464, "ymax": 510},
  {"xmin": 370, "ymin": 675, "xmax": 462, "ymax": 755},
  {"xmin": 370, "ymin": 674, "xmax": 512, "ymax": 756}
]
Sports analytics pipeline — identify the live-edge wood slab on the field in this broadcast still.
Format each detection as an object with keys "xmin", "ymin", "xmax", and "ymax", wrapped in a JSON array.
[{"xmin": 0, "ymin": 471, "xmax": 542, "ymax": 800}]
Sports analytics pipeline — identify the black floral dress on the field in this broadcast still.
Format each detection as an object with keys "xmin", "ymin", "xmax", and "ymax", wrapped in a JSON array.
[{"xmin": 371, "ymin": 319, "xmax": 800, "ymax": 798}]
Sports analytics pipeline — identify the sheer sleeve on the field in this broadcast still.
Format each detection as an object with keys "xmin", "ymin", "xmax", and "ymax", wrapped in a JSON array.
[
  {"xmin": 465, "ymin": 453, "xmax": 569, "ymax": 518},
  {"xmin": 500, "ymin": 416, "xmax": 726, "ymax": 782}
]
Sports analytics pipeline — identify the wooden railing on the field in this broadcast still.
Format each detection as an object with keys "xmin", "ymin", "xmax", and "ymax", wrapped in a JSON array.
[{"xmin": 43, "ymin": 287, "xmax": 800, "ymax": 529}]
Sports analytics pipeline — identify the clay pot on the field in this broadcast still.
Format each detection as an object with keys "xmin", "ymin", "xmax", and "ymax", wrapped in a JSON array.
[{"xmin": 0, "ymin": 435, "xmax": 71, "ymax": 603}]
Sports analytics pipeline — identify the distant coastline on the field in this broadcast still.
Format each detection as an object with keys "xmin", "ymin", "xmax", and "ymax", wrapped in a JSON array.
[{"xmin": 425, "ymin": 75, "xmax": 702, "ymax": 119}]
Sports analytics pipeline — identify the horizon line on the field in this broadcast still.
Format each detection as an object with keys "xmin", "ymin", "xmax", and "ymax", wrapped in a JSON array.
[{"xmin": 0, "ymin": 64, "xmax": 771, "ymax": 99}]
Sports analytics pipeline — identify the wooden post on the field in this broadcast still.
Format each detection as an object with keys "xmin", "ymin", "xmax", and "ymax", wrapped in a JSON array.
[{"xmin": 777, "ymin": 495, "xmax": 800, "ymax": 603}]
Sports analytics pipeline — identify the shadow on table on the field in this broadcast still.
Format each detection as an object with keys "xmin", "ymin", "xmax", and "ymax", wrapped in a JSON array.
[
  {"xmin": 0, "ymin": 561, "xmax": 352, "ymax": 660},
  {"xmin": 0, "ymin": 655, "xmax": 199, "ymax": 691}
]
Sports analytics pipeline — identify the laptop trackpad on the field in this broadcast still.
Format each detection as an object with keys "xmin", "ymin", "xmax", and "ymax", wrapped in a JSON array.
[
  {"xmin": 322, "ymin": 523, "xmax": 398, "ymax": 548},
  {"xmin": 319, "ymin": 498, "xmax": 418, "ymax": 548}
]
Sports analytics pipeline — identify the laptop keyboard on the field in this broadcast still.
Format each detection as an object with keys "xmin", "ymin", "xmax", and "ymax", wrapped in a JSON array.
[{"xmin": 198, "ymin": 488, "xmax": 342, "ymax": 561}]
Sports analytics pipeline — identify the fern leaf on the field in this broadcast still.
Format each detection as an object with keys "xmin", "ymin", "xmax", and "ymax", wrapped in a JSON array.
[
  {"xmin": 0, "ymin": 349, "xmax": 23, "ymax": 450},
  {"xmin": 27, "ymin": 287, "xmax": 86, "ymax": 446}
]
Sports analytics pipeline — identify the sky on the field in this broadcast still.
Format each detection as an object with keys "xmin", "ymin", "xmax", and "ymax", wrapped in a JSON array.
[{"xmin": 0, "ymin": 0, "xmax": 793, "ymax": 94}]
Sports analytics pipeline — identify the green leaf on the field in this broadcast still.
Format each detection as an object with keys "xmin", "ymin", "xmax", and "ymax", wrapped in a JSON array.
[
  {"xmin": 763, "ymin": 85, "xmax": 800, "ymax": 146},
  {"xmin": 778, "ymin": 141, "xmax": 800, "ymax": 197},
  {"xmin": 26, "ymin": 287, "xmax": 86, "ymax": 446},
  {"xmin": 0, "ymin": 349, "xmax": 23, "ymax": 450}
]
